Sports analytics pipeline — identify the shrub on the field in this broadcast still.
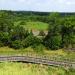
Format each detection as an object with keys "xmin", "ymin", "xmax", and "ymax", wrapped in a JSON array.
[
  {"xmin": 32, "ymin": 44, "xmax": 44, "ymax": 53},
  {"xmin": 0, "ymin": 41, "xmax": 4, "ymax": 47},
  {"xmin": 11, "ymin": 25, "xmax": 29, "ymax": 41},
  {"xmin": 0, "ymin": 32, "xmax": 10, "ymax": 46},
  {"xmin": 10, "ymin": 40, "xmax": 23, "ymax": 49},
  {"xmin": 44, "ymin": 35, "xmax": 62, "ymax": 50},
  {"xmin": 23, "ymin": 35, "xmax": 42, "ymax": 48}
]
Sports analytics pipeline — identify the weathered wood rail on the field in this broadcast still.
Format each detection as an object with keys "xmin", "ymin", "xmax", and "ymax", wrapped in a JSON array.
[{"xmin": 0, "ymin": 55, "xmax": 75, "ymax": 69}]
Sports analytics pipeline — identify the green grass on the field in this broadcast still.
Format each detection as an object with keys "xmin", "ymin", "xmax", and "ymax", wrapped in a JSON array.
[
  {"xmin": 25, "ymin": 21, "xmax": 48, "ymax": 30},
  {"xmin": 0, "ymin": 47, "xmax": 75, "ymax": 62},
  {"xmin": 14, "ymin": 21, "xmax": 48, "ymax": 30},
  {"xmin": 0, "ymin": 62, "xmax": 74, "ymax": 75}
]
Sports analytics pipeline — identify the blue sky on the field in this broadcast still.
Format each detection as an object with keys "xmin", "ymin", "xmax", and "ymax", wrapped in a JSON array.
[{"xmin": 0, "ymin": 0, "xmax": 75, "ymax": 12}]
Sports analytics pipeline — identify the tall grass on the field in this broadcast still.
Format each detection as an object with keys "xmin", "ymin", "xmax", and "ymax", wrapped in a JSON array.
[
  {"xmin": 0, "ymin": 62, "xmax": 75, "ymax": 75},
  {"xmin": 0, "ymin": 47, "xmax": 75, "ymax": 62}
]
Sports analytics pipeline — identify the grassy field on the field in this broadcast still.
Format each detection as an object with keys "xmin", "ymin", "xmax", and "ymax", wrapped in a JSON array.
[
  {"xmin": 15, "ymin": 21, "xmax": 49, "ymax": 31},
  {"xmin": 0, "ymin": 47, "xmax": 75, "ymax": 75},
  {"xmin": 0, "ymin": 62, "xmax": 74, "ymax": 75},
  {"xmin": 25, "ymin": 21, "xmax": 48, "ymax": 30},
  {"xmin": 0, "ymin": 47, "xmax": 75, "ymax": 62}
]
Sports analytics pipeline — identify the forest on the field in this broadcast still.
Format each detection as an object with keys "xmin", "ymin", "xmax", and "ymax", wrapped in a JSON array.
[{"xmin": 0, "ymin": 10, "xmax": 75, "ymax": 50}]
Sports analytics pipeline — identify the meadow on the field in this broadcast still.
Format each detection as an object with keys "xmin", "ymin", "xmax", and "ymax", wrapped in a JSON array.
[
  {"xmin": 26, "ymin": 21, "xmax": 48, "ymax": 30},
  {"xmin": 0, "ymin": 47, "xmax": 75, "ymax": 62},
  {"xmin": 0, "ymin": 62, "xmax": 75, "ymax": 75},
  {"xmin": 14, "ymin": 21, "xmax": 49, "ymax": 31}
]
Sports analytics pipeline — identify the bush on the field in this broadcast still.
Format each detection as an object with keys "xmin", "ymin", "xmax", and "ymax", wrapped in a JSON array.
[
  {"xmin": 0, "ymin": 32, "xmax": 10, "ymax": 46},
  {"xmin": 11, "ymin": 25, "xmax": 29, "ymax": 41},
  {"xmin": 10, "ymin": 40, "xmax": 23, "ymax": 49},
  {"xmin": 23, "ymin": 35, "xmax": 42, "ymax": 48},
  {"xmin": 0, "ymin": 41, "xmax": 4, "ymax": 47},
  {"xmin": 32, "ymin": 44, "xmax": 44, "ymax": 53},
  {"xmin": 44, "ymin": 35, "xmax": 61, "ymax": 50}
]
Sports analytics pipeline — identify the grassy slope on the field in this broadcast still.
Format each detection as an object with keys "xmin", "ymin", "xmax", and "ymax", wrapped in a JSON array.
[
  {"xmin": 25, "ymin": 21, "xmax": 48, "ymax": 30},
  {"xmin": 14, "ymin": 21, "xmax": 49, "ymax": 31},
  {"xmin": 0, "ymin": 47, "xmax": 75, "ymax": 62},
  {"xmin": 0, "ymin": 62, "xmax": 75, "ymax": 75}
]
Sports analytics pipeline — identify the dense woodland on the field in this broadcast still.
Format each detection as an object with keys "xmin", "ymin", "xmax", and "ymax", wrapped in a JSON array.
[{"xmin": 0, "ymin": 10, "xmax": 75, "ymax": 50}]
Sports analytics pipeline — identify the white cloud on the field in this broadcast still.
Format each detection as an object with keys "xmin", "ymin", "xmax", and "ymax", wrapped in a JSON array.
[
  {"xmin": 18, "ymin": 0, "xmax": 26, "ymax": 3},
  {"xmin": 66, "ymin": 1, "xmax": 75, "ymax": 5},
  {"xmin": 57, "ymin": 0, "xmax": 65, "ymax": 3},
  {"xmin": 0, "ymin": 0, "xmax": 75, "ymax": 12},
  {"xmin": 57, "ymin": 0, "xmax": 75, "ymax": 5}
]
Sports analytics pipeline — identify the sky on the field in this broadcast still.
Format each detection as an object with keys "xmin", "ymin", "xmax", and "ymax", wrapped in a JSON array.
[{"xmin": 0, "ymin": 0, "xmax": 75, "ymax": 12}]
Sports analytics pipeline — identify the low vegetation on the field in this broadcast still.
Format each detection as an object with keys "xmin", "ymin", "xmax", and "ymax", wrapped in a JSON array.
[
  {"xmin": 0, "ymin": 47, "xmax": 75, "ymax": 62},
  {"xmin": 0, "ymin": 62, "xmax": 74, "ymax": 75}
]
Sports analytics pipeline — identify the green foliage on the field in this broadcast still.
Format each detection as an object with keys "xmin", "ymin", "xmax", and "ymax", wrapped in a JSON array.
[
  {"xmin": 0, "ymin": 11, "xmax": 75, "ymax": 51},
  {"xmin": 39, "ymin": 30, "xmax": 45, "ymax": 36},
  {"xmin": 23, "ymin": 35, "xmax": 42, "ymax": 48},
  {"xmin": 19, "ymin": 21, "xmax": 26, "ymax": 25},
  {"xmin": 11, "ymin": 25, "xmax": 29, "ymax": 40},
  {"xmin": 32, "ymin": 44, "xmax": 44, "ymax": 53},
  {"xmin": 10, "ymin": 40, "xmax": 23, "ymax": 49},
  {"xmin": 60, "ymin": 16, "xmax": 75, "ymax": 48},
  {"xmin": 0, "ymin": 18, "xmax": 13, "ymax": 32},
  {"xmin": 0, "ymin": 41, "xmax": 4, "ymax": 47},
  {"xmin": 0, "ymin": 32, "xmax": 11, "ymax": 46},
  {"xmin": 44, "ymin": 35, "xmax": 61, "ymax": 50},
  {"xmin": 44, "ymin": 13, "xmax": 75, "ymax": 50},
  {"xmin": 29, "ymin": 30, "xmax": 33, "ymax": 35},
  {"xmin": 44, "ymin": 13, "xmax": 62, "ymax": 50}
]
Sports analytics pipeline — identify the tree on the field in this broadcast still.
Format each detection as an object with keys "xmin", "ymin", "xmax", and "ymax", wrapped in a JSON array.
[
  {"xmin": 23, "ymin": 35, "xmax": 42, "ymax": 48},
  {"xmin": 44, "ymin": 13, "xmax": 62, "ymax": 50},
  {"xmin": 0, "ymin": 17, "xmax": 13, "ymax": 46},
  {"xmin": 0, "ymin": 18, "xmax": 13, "ymax": 32},
  {"xmin": 60, "ymin": 16, "xmax": 75, "ymax": 48},
  {"xmin": 11, "ymin": 25, "xmax": 29, "ymax": 41},
  {"xmin": 0, "ymin": 32, "xmax": 11, "ymax": 46}
]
